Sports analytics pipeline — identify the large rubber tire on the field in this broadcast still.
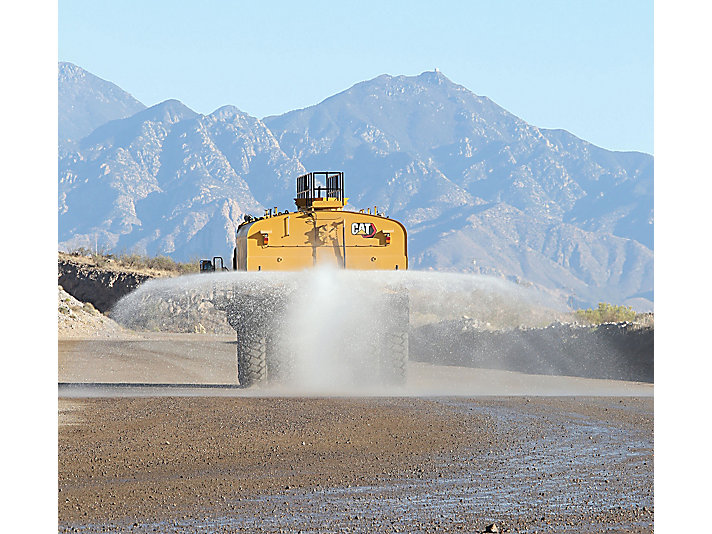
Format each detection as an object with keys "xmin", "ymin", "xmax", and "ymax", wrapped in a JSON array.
[
  {"xmin": 237, "ymin": 331, "xmax": 267, "ymax": 387},
  {"xmin": 265, "ymin": 334, "xmax": 291, "ymax": 384},
  {"xmin": 379, "ymin": 288, "xmax": 409, "ymax": 385},
  {"xmin": 381, "ymin": 329, "xmax": 408, "ymax": 385}
]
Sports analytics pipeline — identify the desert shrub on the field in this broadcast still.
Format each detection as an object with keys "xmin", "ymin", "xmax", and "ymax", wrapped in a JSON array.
[
  {"xmin": 109, "ymin": 252, "xmax": 198, "ymax": 274},
  {"xmin": 71, "ymin": 246, "xmax": 93, "ymax": 256},
  {"xmin": 65, "ymin": 248, "xmax": 199, "ymax": 274},
  {"xmin": 575, "ymin": 302, "xmax": 638, "ymax": 324}
]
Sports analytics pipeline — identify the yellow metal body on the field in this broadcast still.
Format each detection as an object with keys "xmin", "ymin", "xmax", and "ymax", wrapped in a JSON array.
[{"xmin": 235, "ymin": 197, "xmax": 407, "ymax": 271}]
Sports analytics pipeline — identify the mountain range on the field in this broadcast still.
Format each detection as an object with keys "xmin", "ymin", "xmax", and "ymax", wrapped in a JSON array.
[{"xmin": 58, "ymin": 62, "xmax": 653, "ymax": 310}]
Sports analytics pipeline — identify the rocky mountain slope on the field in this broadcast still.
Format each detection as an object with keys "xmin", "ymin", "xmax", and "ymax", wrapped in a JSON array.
[
  {"xmin": 59, "ymin": 100, "xmax": 304, "ymax": 260},
  {"xmin": 58, "ymin": 62, "xmax": 146, "ymax": 151},
  {"xmin": 58, "ymin": 64, "xmax": 653, "ymax": 310},
  {"xmin": 264, "ymin": 72, "xmax": 653, "ymax": 308}
]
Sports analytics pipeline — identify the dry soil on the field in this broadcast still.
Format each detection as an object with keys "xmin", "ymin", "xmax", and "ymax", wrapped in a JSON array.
[
  {"xmin": 58, "ymin": 395, "xmax": 653, "ymax": 533},
  {"xmin": 58, "ymin": 334, "xmax": 653, "ymax": 533}
]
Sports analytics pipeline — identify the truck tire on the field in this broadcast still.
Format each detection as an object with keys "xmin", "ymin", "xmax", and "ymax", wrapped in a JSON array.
[
  {"xmin": 237, "ymin": 331, "xmax": 267, "ymax": 387},
  {"xmin": 381, "ymin": 329, "xmax": 408, "ymax": 384},
  {"xmin": 378, "ymin": 287, "xmax": 409, "ymax": 385},
  {"xmin": 265, "ymin": 334, "xmax": 291, "ymax": 384}
]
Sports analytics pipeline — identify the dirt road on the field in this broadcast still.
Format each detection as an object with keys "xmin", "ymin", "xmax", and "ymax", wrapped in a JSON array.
[
  {"xmin": 59, "ymin": 333, "xmax": 653, "ymax": 532},
  {"xmin": 59, "ymin": 333, "xmax": 652, "ymax": 397},
  {"xmin": 59, "ymin": 395, "xmax": 652, "ymax": 533}
]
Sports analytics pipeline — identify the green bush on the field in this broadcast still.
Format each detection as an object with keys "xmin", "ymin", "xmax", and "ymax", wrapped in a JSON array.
[
  {"xmin": 67, "ymin": 248, "xmax": 199, "ymax": 274},
  {"xmin": 575, "ymin": 302, "xmax": 638, "ymax": 324}
]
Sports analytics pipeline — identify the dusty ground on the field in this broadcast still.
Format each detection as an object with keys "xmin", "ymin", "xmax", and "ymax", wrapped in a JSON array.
[
  {"xmin": 58, "ymin": 396, "xmax": 652, "ymax": 533},
  {"xmin": 58, "ymin": 333, "xmax": 653, "ymax": 533},
  {"xmin": 59, "ymin": 333, "xmax": 653, "ymax": 397},
  {"xmin": 59, "ymin": 333, "xmax": 237, "ymax": 385}
]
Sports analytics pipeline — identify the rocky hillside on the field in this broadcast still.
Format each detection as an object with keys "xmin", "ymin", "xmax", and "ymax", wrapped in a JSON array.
[
  {"xmin": 59, "ymin": 62, "xmax": 146, "ymax": 152},
  {"xmin": 57, "ymin": 252, "xmax": 177, "ymax": 313},
  {"xmin": 266, "ymin": 71, "xmax": 652, "ymax": 249},
  {"xmin": 264, "ymin": 72, "xmax": 653, "ymax": 309},
  {"xmin": 57, "ymin": 252, "xmax": 232, "ymax": 334},
  {"xmin": 58, "ymin": 65, "xmax": 653, "ymax": 310},
  {"xmin": 59, "ymin": 100, "xmax": 304, "ymax": 261}
]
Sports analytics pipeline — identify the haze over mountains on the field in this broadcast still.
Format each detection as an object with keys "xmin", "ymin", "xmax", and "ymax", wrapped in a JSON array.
[{"xmin": 58, "ymin": 62, "xmax": 653, "ymax": 310}]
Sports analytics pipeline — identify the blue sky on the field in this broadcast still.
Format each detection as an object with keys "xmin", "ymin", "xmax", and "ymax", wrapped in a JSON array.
[{"xmin": 59, "ymin": 0, "xmax": 653, "ymax": 154}]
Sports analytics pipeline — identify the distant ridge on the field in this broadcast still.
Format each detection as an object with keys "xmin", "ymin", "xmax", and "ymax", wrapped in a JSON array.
[
  {"xmin": 59, "ymin": 62, "xmax": 146, "ymax": 150},
  {"xmin": 58, "ymin": 65, "xmax": 653, "ymax": 310}
]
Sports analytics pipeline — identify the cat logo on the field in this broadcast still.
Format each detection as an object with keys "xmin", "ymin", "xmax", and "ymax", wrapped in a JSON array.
[{"xmin": 351, "ymin": 222, "xmax": 377, "ymax": 238}]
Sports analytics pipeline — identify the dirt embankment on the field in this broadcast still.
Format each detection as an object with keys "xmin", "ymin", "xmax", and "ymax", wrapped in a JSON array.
[
  {"xmin": 58, "ymin": 253, "xmax": 174, "ymax": 314},
  {"xmin": 57, "ymin": 253, "xmax": 654, "ymax": 381},
  {"xmin": 411, "ymin": 318, "xmax": 654, "ymax": 383},
  {"xmin": 58, "ymin": 285, "xmax": 125, "ymax": 338},
  {"xmin": 58, "ymin": 253, "xmax": 233, "ymax": 334}
]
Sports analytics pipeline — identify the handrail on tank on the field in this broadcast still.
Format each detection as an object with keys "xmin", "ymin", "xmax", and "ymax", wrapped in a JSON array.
[{"xmin": 296, "ymin": 171, "xmax": 344, "ymax": 201}]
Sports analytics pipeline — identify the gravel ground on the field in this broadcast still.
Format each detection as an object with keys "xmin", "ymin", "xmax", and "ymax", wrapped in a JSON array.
[
  {"xmin": 58, "ymin": 395, "xmax": 653, "ymax": 533},
  {"xmin": 58, "ymin": 333, "xmax": 653, "ymax": 397}
]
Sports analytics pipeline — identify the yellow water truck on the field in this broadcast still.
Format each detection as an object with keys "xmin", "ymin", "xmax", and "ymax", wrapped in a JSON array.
[
  {"xmin": 202, "ymin": 171, "xmax": 409, "ymax": 387},
  {"xmin": 230, "ymin": 171, "xmax": 407, "ymax": 271}
]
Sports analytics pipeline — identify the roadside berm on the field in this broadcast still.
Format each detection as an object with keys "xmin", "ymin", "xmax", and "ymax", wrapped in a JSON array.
[
  {"xmin": 58, "ymin": 285, "xmax": 124, "ymax": 338},
  {"xmin": 58, "ymin": 252, "xmax": 653, "ymax": 383},
  {"xmin": 411, "ymin": 317, "xmax": 653, "ymax": 383},
  {"xmin": 58, "ymin": 252, "xmax": 231, "ymax": 334}
]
